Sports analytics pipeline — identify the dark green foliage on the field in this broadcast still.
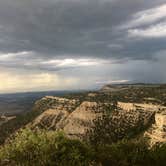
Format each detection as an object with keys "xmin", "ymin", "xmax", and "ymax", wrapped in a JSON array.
[
  {"xmin": 94, "ymin": 138, "xmax": 149, "ymax": 166},
  {"xmin": 93, "ymin": 138, "xmax": 166, "ymax": 166},
  {"xmin": 0, "ymin": 129, "xmax": 93, "ymax": 166},
  {"xmin": 149, "ymin": 143, "xmax": 166, "ymax": 166},
  {"xmin": 0, "ymin": 128, "xmax": 166, "ymax": 166}
]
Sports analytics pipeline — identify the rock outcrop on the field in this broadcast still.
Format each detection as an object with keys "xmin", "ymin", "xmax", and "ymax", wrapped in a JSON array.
[
  {"xmin": 63, "ymin": 101, "xmax": 104, "ymax": 139},
  {"xmin": 31, "ymin": 100, "xmax": 107, "ymax": 139},
  {"xmin": 31, "ymin": 96, "xmax": 79, "ymax": 130},
  {"xmin": 145, "ymin": 111, "xmax": 166, "ymax": 145},
  {"xmin": 117, "ymin": 102, "xmax": 166, "ymax": 112},
  {"xmin": 108, "ymin": 108, "xmax": 155, "ymax": 139},
  {"xmin": 31, "ymin": 109, "xmax": 69, "ymax": 130},
  {"xmin": 33, "ymin": 96, "xmax": 79, "ymax": 113},
  {"xmin": 30, "ymin": 96, "xmax": 166, "ymax": 142},
  {"xmin": 117, "ymin": 102, "xmax": 166, "ymax": 144}
]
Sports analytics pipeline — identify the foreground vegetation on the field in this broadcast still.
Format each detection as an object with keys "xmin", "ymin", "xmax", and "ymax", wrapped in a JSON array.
[
  {"xmin": 0, "ymin": 129, "xmax": 93, "ymax": 166},
  {"xmin": 0, "ymin": 128, "xmax": 166, "ymax": 166}
]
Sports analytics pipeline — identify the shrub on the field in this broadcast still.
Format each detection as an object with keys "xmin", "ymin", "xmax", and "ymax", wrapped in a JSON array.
[
  {"xmin": 94, "ymin": 138, "xmax": 150, "ymax": 166},
  {"xmin": 149, "ymin": 143, "xmax": 166, "ymax": 166},
  {"xmin": 0, "ymin": 129, "xmax": 94, "ymax": 166},
  {"xmin": 1, "ymin": 128, "xmax": 166, "ymax": 166}
]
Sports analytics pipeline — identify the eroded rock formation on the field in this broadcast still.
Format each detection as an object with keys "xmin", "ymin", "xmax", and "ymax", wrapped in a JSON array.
[
  {"xmin": 145, "ymin": 112, "xmax": 166, "ymax": 145},
  {"xmin": 29, "ymin": 96, "xmax": 166, "ymax": 144}
]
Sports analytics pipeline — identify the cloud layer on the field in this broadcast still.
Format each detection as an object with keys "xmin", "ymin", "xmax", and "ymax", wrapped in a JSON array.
[{"xmin": 0, "ymin": 0, "xmax": 166, "ymax": 92}]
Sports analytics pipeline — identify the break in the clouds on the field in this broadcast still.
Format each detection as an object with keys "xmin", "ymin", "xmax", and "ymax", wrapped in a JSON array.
[{"xmin": 0, "ymin": 0, "xmax": 166, "ymax": 93}]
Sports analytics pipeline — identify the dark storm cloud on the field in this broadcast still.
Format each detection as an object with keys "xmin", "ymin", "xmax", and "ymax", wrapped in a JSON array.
[
  {"xmin": 1, "ymin": 0, "xmax": 166, "ymax": 93},
  {"xmin": 0, "ymin": 0, "xmax": 165, "ymax": 61},
  {"xmin": 0, "ymin": 0, "xmax": 114, "ymax": 56}
]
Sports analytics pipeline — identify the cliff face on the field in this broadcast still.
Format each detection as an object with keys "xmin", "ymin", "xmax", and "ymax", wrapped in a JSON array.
[
  {"xmin": 145, "ymin": 112, "xmax": 166, "ymax": 145},
  {"xmin": 31, "ymin": 109, "xmax": 69, "ymax": 130},
  {"xmin": 118, "ymin": 102, "xmax": 166, "ymax": 112},
  {"xmin": 63, "ymin": 101, "xmax": 104, "ymax": 139},
  {"xmin": 31, "ymin": 96, "xmax": 79, "ymax": 130},
  {"xmin": 29, "ymin": 96, "xmax": 166, "ymax": 144},
  {"xmin": 107, "ymin": 107, "xmax": 155, "ymax": 137},
  {"xmin": 33, "ymin": 96, "xmax": 79, "ymax": 113},
  {"xmin": 118, "ymin": 102, "xmax": 166, "ymax": 144},
  {"xmin": 31, "ymin": 98, "xmax": 107, "ymax": 139}
]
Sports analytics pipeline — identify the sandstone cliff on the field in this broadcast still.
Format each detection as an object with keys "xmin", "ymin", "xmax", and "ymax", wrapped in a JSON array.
[
  {"xmin": 29, "ymin": 95, "xmax": 166, "ymax": 145},
  {"xmin": 145, "ymin": 111, "xmax": 166, "ymax": 145}
]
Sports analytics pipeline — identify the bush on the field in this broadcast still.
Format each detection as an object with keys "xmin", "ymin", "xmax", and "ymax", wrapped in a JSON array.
[
  {"xmin": 93, "ymin": 138, "xmax": 166, "ymax": 166},
  {"xmin": 0, "ymin": 129, "xmax": 94, "ymax": 166},
  {"xmin": 149, "ymin": 143, "xmax": 166, "ymax": 166},
  {"xmin": 0, "ymin": 128, "xmax": 166, "ymax": 166},
  {"xmin": 94, "ymin": 138, "xmax": 150, "ymax": 166}
]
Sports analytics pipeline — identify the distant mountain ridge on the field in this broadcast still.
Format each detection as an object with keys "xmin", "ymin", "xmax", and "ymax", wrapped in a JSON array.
[{"xmin": 101, "ymin": 83, "xmax": 166, "ymax": 92}]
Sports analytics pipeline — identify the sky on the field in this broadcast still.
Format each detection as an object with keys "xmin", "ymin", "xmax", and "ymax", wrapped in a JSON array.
[{"xmin": 0, "ymin": 0, "xmax": 166, "ymax": 93}]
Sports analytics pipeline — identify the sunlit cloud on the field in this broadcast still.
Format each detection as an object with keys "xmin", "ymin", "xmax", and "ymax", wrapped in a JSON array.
[
  {"xmin": 0, "ymin": 52, "xmax": 30, "ymax": 61},
  {"xmin": 128, "ymin": 22, "xmax": 166, "ymax": 38},
  {"xmin": 0, "ymin": 51, "xmax": 108, "ymax": 71},
  {"xmin": 121, "ymin": 4, "xmax": 166, "ymax": 29},
  {"xmin": 41, "ymin": 58, "xmax": 106, "ymax": 67},
  {"xmin": 0, "ymin": 71, "xmax": 79, "ymax": 93}
]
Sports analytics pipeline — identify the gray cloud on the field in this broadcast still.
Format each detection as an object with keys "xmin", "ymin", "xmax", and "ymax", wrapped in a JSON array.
[
  {"xmin": 0, "ymin": 0, "xmax": 164, "ymax": 59},
  {"xmin": 0, "ymin": 0, "xmax": 166, "ymax": 92}
]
